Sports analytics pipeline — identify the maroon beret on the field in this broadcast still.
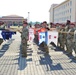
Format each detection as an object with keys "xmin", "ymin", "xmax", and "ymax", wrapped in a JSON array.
[
  {"xmin": 23, "ymin": 21, "xmax": 28, "ymax": 24},
  {"xmin": 70, "ymin": 23, "xmax": 75, "ymax": 26},
  {"xmin": 50, "ymin": 22, "xmax": 53, "ymax": 25},
  {"xmin": 62, "ymin": 24, "xmax": 65, "ymax": 27},
  {"xmin": 43, "ymin": 21, "xmax": 47, "ymax": 24}
]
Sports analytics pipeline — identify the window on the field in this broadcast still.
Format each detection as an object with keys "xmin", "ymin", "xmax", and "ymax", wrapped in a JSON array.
[
  {"xmin": 68, "ymin": 10, "xmax": 69, "ymax": 13},
  {"xmin": 70, "ymin": 8, "xmax": 71, "ymax": 13},
  {"xmin": 70, "ymin": 16, "xmax": 71, "ymax": 20},
  {"xmin": 66, "ymin": 4, "xmax": 67, "ymax": 7},
  {"xmin": 70, "ymin": 1, "xmax": 72, "ymax": 6},
  {"xmin": 68, "ymin": 3, "xmax": 69, "ymax": 6}
]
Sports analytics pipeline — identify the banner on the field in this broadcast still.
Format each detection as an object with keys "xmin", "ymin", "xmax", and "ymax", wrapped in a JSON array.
[
  {"xmin": 38, "ymin": 32, "xmax": 45, "ymax": 45},
  {"xmin": 0, "ymin": 30, "xmax": 3, "ymax": 39},
  {"xmin": 29, "ymin": 28, "xmax": 34, "ymax": 42},
  {"xmin": 45, "ymin": 31, "xmax": 58, "ymax": 46}
]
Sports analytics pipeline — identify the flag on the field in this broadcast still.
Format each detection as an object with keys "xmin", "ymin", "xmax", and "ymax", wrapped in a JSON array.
[
  {"xmin": 45, "ymin": 31, "xmax": 58, "ymax": 46},
  {"xmin": 29, "ymin": 28, "xmax": 34, "ymax": 42},
  {"xmin": 38, "ymin": 32, "xmax": 45, "ymax": 45}
]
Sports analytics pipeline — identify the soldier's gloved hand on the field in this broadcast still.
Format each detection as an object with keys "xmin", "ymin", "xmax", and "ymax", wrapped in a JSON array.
[{"xmin": 22, "ymin": 39, "xmax": 26, "ymax": 44}]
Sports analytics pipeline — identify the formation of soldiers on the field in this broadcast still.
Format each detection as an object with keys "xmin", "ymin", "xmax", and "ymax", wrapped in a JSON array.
[
  {"xmin": 33, "ymin": 20, "xmax": 76, "ymax": 59},
  {"xmin": 50, "ymin": 20, "xmax": 76, "ymax": 59},
  {"xmin": 0, "ymin": 20, "xmax": 75, "ymax": 59}
]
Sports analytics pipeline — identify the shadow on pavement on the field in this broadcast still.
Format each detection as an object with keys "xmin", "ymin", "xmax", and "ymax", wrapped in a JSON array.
[
  {"xmin": 0, "ymin": 39, "xmax": 14, "ymax": 57},
  {"xmin": 39, "ymin": 54, "xmax": 63, "ymax": 71},
  {"xmin": 18, "ymin": 44, "xmax": 28, "ymax": 70},
  {"xmin": 70, "ymin": 58, "xmax": 76, "ymax": 63},
  {"xmin": 18, "ymin": 56, "xmax": 27, "ymax": 70},
  {"xmin": 50, "ymin": 43, "xmax": 76, "ymax": 63}
]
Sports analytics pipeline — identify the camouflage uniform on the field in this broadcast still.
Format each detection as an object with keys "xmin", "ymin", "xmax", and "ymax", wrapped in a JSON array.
[
  {"xmin": 0, "ymin": 24, "xmax": 5, "ymax": 45},
  {"xmin": 56, "ymin": 25, "xmax": 61, "ymax": 47},
  {"xmin": 0, "ymin": 38, "xmax": 3, "ymax": 45},
  {"xmin": 59, "ymin": 27, "xmax": 65, "ymax": 50},
  {"xmin": 21, "ymin": 25, "xmax": 29, "ymax": 57},
  {"xmin": 66, "ymin": 27, "xmax": 75, "ymax": 56},
  {"xmin": 64, "ymin": 25, "xmax": 70, "ymax": 52},
  {"xmin": 73, "ymin": 29, "xmax": 76, "ymax": 59},
  {"xmin": 58, "ymin": 27, "xmax": 62, "ymax": 47}
]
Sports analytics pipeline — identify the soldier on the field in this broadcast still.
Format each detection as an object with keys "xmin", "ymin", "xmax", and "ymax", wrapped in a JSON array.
[
  {"xmin": 63, "ymin": 20, "xmax": 70, "ymax": 53},
  {"xmin": 56, "ymin": 23, "xmax": 60, "ymax": 30},
  {"xmin": 65, "ymin": 20, "xmax": 70, "ymax": 31},
  {"xmin": 73, "ymin": 27, "xmax": 76, "ymax": 59},
  {"xmin": 20, "ymin": 21, "xmax": 29, "ymax": 57},
  {"xmin": 66, "ymin": 20, "xmax": 70, "ymax": 26},
  {"xmin": 56, "ymin": 23, "xmax": 61, "ymax": 47},
  {"xmin": 59, "ymin": 24, "xmax": 65, "ymax": 50},
  {"xmin": 50, "ymin": 22, "xmax": 53, "ymax": 28},
  {"xmin": 0, "ymin": 22, "xmax": 5, "ymax": 45},
  {"xmin": 66, "ymin": 23, "xmax": 75, "ymax": 56},
  {"xmin": 42, "ymin": 21, "xmax": 47, "ymax": 28},
  {"xmin": 0, "ymin": 30, "xmax": 3, "ymax": 45}
]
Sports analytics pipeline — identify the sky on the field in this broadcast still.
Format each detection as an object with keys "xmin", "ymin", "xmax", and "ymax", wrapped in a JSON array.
[{"xmin": 0, "ymin": 0, "xmax": 65, "ymax": 22}]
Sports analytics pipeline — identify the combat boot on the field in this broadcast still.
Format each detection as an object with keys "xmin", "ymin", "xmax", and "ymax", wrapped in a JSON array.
[
  {"xmin": 22, "ymin": 54, "xmax": 27, "ymax": 57},
  {"xmin": 66, "ymin": 52, "xmax": 72, "ymax": 56},
  {"xmin": 44, "ymin": 46, "xmax": 49, "ymax": 54},
  {"xmin": 73, "ymin": 57, "xmax": 76, "ymax": 60}
]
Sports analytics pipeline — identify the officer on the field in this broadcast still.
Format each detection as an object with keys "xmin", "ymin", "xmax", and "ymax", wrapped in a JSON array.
[{"xmin": 20, "ymin": 21, "xmax": 29, "ymax": 57}]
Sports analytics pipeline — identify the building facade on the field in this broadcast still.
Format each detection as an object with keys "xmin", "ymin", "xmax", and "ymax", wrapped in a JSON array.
[
  {"xmin": 0, "ymin": 15, "xmax": 27, "ymax": 26},
  {"xmin": 49, "ymin": 0, "xmax": 76, "ymax": 23}
]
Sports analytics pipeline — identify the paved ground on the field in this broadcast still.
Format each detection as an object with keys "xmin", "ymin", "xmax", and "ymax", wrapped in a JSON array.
[{"xmin": 0, "ymin": 32, "xmax": 76, "ymax": 75}]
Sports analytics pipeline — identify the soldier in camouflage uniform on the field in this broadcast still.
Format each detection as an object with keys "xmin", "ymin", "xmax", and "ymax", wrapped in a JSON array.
[
  {"xmin": 59, "ymin": 24, "xmax": 65, "ymax": 50},
  {"xmin": 56, "ymin": 24, "xmax": 61, "ymax": 47},
  {"xmin": 0, "ymin": 22, "xmax": 5, "ymax": 45},
  {"xmin": 50, "ymin": 22, "xmax": 53, "ymax": 28},
  {"xmin": 73, "ymin": 28, "xmax": 76, "ymax": 59},
  {"xmin": 64, "ymin": 20, "xmax": 70, "ymax": 53},
  {"xmin": 20, "ymin": 21, "xmax": 29, "ymax": 57},
  {"xmin": 66, "ymin": 23, "xmax": 75, "ymax": 56}
]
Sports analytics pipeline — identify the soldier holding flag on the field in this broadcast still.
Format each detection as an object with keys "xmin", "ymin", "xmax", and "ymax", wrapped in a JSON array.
[{"xmin": 66, "ymin": 23, "xmax": 75, "ymax": 56}]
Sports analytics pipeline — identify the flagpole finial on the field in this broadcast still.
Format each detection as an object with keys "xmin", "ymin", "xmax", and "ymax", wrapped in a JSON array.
[{"xmin": 28, "ymin": 12, "xmax": 30, "ymax": 23}]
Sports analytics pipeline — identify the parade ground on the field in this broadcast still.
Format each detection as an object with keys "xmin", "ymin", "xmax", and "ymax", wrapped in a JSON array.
[{"xmin": 0, "ymin": 32, "xmax": 76, "ymax": 75}]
